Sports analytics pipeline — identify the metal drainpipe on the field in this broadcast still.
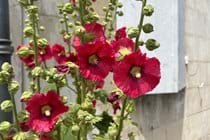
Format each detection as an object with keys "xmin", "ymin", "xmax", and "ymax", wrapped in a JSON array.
[{"xmin": 0, "ymin": 0, "xmax": 14, "ymax": 122}]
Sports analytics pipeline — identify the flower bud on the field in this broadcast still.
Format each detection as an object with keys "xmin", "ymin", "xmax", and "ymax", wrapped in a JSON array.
[
  {"xmin": 13, "ymin": 132, "xmax": 28, "ymax": 140},
  {"xmin": 1, "ymin": 62, "xmax": 13, "ymax": 73},
  {"xmin": 128, "ymin": 27, "xmax": 139, "ymax": 38},
  {"xmin": 37, "ymin": 38, "xmax": 48, "ymax": 48},
  {"xmin": 39, "ymin": 26, "xmax": 45, "ymax": 31},
  {"xmin": 63, "ymin": 3, "xmax": 74, "ymax": 14},
  {"xmin": 0, "ymin": 71, "xmax": 11, "ymax": 83},
  {"xmin": 16, "ymin": 46, "xmax": 33, "ymax": 58},
  {"xmin": 0, "ymin": 100, "xmax": 13, "ymax": 112},
  {"xmin": 0, "ymin": 121, "xmax": 11, "ymax": 133},
  {"xmin": 143, "ymin": 23, "xmax": 154, "ymax": 33},
  {"xmin": 61, "ymin": 96, "xmax": 68, "ymax": 104},
  {"xmin": 125, "ymin": 100, "xmax": 135, "ymax": 113},
  {"xmin": 8, "ymin": 81, "xmax": 20, "ymax": 94},
  {"xmin": 24, "ymin": 26, "xmax": 34, "ymax": 37},
  {"xmin": 145, "ymin": 39, "xmax": 160, "ymax": 51},
  {"xmin": 143, "ymin": 5, "xmax": 154, "ymax": 16},
  {"xmin": 27, "ymin": 6, "xmax": 38, "ymax": 14},
  {"xmin": 20, "ymin": 91, "xmax": 33, "ymax": 102},
  {"xmin": 18, "ymin": 111, "xmax": 29, "ymax": 122},
  {"xmin": 18, "ymin": 0, "xmax": 29, "ymax": 7},
  {"xmin": 71, "ymin": 125, "xmax": 80, "ymax": 135},
  {"xmin": 31, "ymin": 66, "xmax": 44, "ymax": 77},
  {"xmin": 74, "ymin": 26, "xmax": 85, "ymax": 36}
]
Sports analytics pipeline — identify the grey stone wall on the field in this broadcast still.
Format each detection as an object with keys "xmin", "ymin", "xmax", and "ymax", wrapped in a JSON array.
[{"xmin": 8, "ymin": 0, "xmax": 210, "ymax": 140}]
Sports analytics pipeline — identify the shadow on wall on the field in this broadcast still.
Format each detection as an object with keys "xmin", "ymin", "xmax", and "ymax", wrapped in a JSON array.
[{"xmin": 132, "ymin": 89, "xmax": 185, "ymax": 140}]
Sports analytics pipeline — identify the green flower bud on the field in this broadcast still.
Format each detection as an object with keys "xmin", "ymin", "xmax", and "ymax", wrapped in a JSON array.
[
  {"xmin": 18, "ymin": 0, "xmax": 30, "ymax": 7},
  {"xmin": 31, "ymin": 66, "xmax": 44, "ymax": 77},
  {"xmin": 27, "ymin": 6, "xmax": 38, "ymax": 14},
  {"xmin": 13, "ymin": 132, "xmax": 28, "ymax": 140},
  {"xmin": 20, "ymin": 91, "xmax": 33, "ymax": 102},
  {"xmin": 108, "ymin": 125, "xmax": 118, "ymax": 137},
  {"xmin": 84, "ymin": 12, "xmax": 99, "ymax": 22},
  {"xmin": 16, "ymin": 47, "xmax": 33, "ymax": 58},
  {"xmin": 61, "ymin": 96, "xmax": 68, "ymax": 104},
  {"xmin": 0, "ymin": 121, "xmax": 11, "ymax": 133},
  {"xmin": 59, "ymin": 19, "xmax": 65, "ymax": 24},
  {"xmin": 143, "ymin": 23, "xmax": 154, "ymax": 33},
  {"xmin": 117, "ymin": 11, "xmax": 124, "ymax": 16},
  {"xmin": 128, "ymin": 27, "xmax": 139, "ymax": 38},
  {"xmin": 8, "ymin": 81, "xmax": 20, "ymax": 94},
  {"xmin": 143, "ymin": 5, "xmax": 154, "ymax": 16},
  {"xmin": 18, "ymin": 111, "xmax": 29, "ymax": 122},
  {"xmin": 71, "ymin": 125, "xmax": 80, "ymax": 135},
  {"xmin": 74, "ymin": 26, "xmax": 85, "ymax": 36},
  {"xmin": 0, "ymin": 71, "xmax": 11, "ymax": 83},
  {"xmin": 1, "ymin": 62, "xmax": 13, "ymax": 73},
  {"xmin": 37, "ymin": 38, "xmax": 48, "ymax": 48},
  {"xmin": 24, "ymin": 26, "xmax": 34, "ymax": 37},
  {"xmin": 138, "ymin": 40, "xmax": 144, "ymax": 46},
  {"xmin": 145, "ymin": 39, "xmax": 160, "ymax": 51},
  {"xmin": 125, "ymin": 101, "xmax": 135, "ymax": 113},
  {"xmin": 39, "ymin": 26, "xmax": 45, "ymax": 31},
  {"xmin": 0, "ymin": 100, "xmax": 13, "ymax": 112},
  {"xmin": 64, "ymin": 33, "xmax": 71, "ymax": 41},
  {"xmin": 68, "ymin": 23, "xmax": 74, "ymax": 28},
  {"xmin": 63, "ymin": 3, "xmax": 74, "ymax": 14}
]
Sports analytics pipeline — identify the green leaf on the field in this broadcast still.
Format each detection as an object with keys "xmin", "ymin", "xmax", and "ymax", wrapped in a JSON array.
[
  {"xmin": 94, "ymin": 112, "xmax": 113, "ymax": 135},
  {"xmin": 94, "ymin": 90, "xmax": 109, "ymax": 103}
]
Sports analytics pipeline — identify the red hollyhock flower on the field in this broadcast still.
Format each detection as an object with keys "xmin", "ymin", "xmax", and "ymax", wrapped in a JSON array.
[
  {"xmin": 19, "ymin": 121, "xmax": 30, "ymax": 132},
  {"xmin": 111, "ymin": 37, "xmax": 134, "ymax": 61},
  {"xmin": 84, "ymin": 22, "xmax": 105, "ymax": 42},
  {"xmin": 52, "ymin": 44, "xmax": 67, "ymax": 64},
  {"xmin": 113, "ymin": 51, "xmax": 161, "ymax": 98},
  {"xmin": 38, "ymin": 45, "xmax": 52, "ymax": 62},
  {"xmin": 115, "ymin": 27, "xmax": 126, "ymax": 40},
  {"xmin": 77, "ymin": 41, "xmax": 114, "ymax": 81},
  {"xmin": 107, "ymin": 92, "xmax": 119, "ymax": 103},
  {"xmin": 55, "ymin": 64, "xmax": 70, "ymax": 74},
  {"xmin": 26, "ymin": 91, "xmax": 69, "ymax": 133}
]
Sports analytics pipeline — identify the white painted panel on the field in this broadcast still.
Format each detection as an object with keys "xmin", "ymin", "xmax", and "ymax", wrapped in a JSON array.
[{"xmin": 117, "ymin": 0, "xmax": 185, "ymax": 93}]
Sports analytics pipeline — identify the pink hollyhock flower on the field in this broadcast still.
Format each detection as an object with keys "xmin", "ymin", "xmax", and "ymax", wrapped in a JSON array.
[
  {"xmin": 17, "ymin": 45, "xmax": 36, "ymax": 68},
  {"xmin": 55, "ymin": 64, "xmax": 70, "ymax": 74},
  {"xmin": 26, "ymin": 91, "xmax": 69, "ymax": 133},
  {"xmin": 111, "ymin": 37, "xmax": 134, "ymax": 61},
  {"xmin": 38, "ymin": 45, "xmax": 52, "ymax": 62},
  {"xmin": 115, "ymin": 27, "xmax": 126, "ymax": 40},
  {"xmin": 113, "ymin": 51, "xmax": 161, "ymax": 98},
  {"xmin": 52, "ymin": 44, "xmax": 67, "ymax": 64},
  {"xmin": 77, "ymin": 41, "xmax": 114, "ymax": 81}
]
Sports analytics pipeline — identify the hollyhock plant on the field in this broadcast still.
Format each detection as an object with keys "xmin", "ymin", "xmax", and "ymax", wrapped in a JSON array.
[
  {"xmin": 0, "ymin": 0, "xmax": 161, "ymax": 140},
  {"xmin": 26, "ymin": 91, "xmax": 69, "ymax": 132}
]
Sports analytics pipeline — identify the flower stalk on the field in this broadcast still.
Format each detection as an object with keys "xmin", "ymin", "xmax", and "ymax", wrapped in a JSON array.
[
  {"xmin": 115, "ymin": 97, "xmax": 128, "ymax": 140},
  {"xmin": 10, "ymin": 94, "xmax": 20, "ymax": 131},
  {"xmin": 135, "ymin": 0, "xmax": 147, "ymax": 51}
]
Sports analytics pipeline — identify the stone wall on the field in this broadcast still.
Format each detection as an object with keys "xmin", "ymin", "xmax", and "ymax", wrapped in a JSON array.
[{"xmin": 8, "ymin": 0, "xmax": 210, "ymax": 140}]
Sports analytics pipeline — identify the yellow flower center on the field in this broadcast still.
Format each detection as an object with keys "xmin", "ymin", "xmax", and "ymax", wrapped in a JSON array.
[
  {"xmin": 88, "ymin": 55, "xmax": 98, "ymax": 65},
  {"xmin": 41, "ymin": 105, "xmax": 52, "ymax": 117},
  {"xmin": 117, "ymin": 47, "xmax": 132, "ymax": 61},
  {"xmin": 130, "ymin": 66, "xmax": 142, "ymax": 79}
]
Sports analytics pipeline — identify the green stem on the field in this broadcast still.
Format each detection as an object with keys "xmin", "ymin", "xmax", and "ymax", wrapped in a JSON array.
[
  {"xmin": 31, "ymin": 12, "xmax": 41, "ymax": 93},
  {"xmin": 115, "ymin": 97, "xmax": 128, "ymax": 140},
  {"xmin": 63, "ymin": 15, "xmax": 71, "ymax": 52},
  {"xmin": 0, "ymin": 133, "xmax": 4, "ymax": 140},
  {"xmin": 79, "ymin": 0, "xmax": 85, "ymax": 26},
  {"xmin": 10, "ymin": 94, "xmax": 20, "ymax": 131},
  {"xmin": 135, "ymin": 0, "xmax": 147, "ymax": 51}
]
